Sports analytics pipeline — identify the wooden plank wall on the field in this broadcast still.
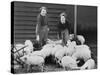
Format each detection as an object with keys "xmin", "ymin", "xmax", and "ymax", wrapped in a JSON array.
[
  {"xmin": 12, "ymin": 1, "xmax": 74, "ymax": 43},
  {"xmin": 77, "ymin": 5, "xmax": 97, "ymax": 32}
]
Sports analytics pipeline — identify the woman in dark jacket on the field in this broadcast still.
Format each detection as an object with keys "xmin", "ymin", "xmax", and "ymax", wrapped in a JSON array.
[
  {"xmin": 36, "ymin": 6, "xmax": 49, "ymax": 47},
  {"xmin": 57, "ymin": 12, "xmax": 71, "ymax": 45}
]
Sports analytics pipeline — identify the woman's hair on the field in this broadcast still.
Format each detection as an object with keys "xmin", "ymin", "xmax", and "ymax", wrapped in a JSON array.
[
  {"xmin": 60, "ymin": 12, "xmax": 67, "ymax": 18},
  {"xmin": 39, "ymin": 6, "xmax": 47, "ymax": 12}
]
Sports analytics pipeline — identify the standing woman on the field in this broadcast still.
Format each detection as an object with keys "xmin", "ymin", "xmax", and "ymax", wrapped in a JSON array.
[
  {"xmin": 36, "ymin": 6, "xmax": 49, "ymax": 47},
  {"xmin": 57, "ymin": 12, "xmax": 71, "ymax": 45}
]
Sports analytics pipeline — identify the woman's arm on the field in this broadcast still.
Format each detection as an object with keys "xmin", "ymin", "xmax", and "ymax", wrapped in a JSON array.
[
  {"xmin": 66, "ymin": 20, "xmax": 72, "ymax": 34},
  {"xmin": 57, "ymin": 22, "xmax": 62, "ymax": 40},
  {"xmin": 36, "ymin": 15, "xmax": 41, "ymax": 41},
  {"xmin": 36, "ymin": 15, "xmax": 41, "ymax": 35}
]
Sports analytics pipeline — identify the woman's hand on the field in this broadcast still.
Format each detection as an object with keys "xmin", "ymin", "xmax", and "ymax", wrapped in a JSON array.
[
  {"xmin": 36, "ymin": 35, "xmax": 39, "ymax": 41},
  {"xmin": 47, "ymin": 28, "xmax": 50, "ymax": 31}
]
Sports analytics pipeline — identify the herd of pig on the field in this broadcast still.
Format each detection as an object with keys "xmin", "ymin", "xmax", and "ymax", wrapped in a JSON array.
[{"xmin": 13, "ymin": 34, "xmax": 96, "ymax": 72}]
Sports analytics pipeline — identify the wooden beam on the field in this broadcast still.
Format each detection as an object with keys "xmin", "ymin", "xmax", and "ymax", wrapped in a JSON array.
[{"xmin": 74, "ymin": 5, "xmax": 77, "ymax": 38}]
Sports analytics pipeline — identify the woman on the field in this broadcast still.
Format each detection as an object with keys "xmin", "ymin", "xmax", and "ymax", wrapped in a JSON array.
[
  {"xmin": 36, "ymin": 6, "xmax": 49, "ymax": 47},
  {"xmin": 57, "ymin": 12, "xmax": 71, "ymax": 45}
]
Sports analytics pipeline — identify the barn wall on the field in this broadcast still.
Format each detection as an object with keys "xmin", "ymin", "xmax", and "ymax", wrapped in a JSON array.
[
  {"xmin": 11, "ymin": 1, "xmax": 97, "ymax": 44},
  {"xmin": 77, "ymin": 6, "xmax": 97, "ymax": 45},
  {"xmin": 77, "ymin": 5, "xmax": 97, "ymax": 31},
  {"xmin": 12, "ymin": 1, "xmax": 74, "ymax": 43}
]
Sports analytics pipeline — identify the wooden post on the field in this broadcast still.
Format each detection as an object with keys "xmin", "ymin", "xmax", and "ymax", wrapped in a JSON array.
[{"xmin": 74, "ymin": 5, "xmax": 77, "ymax": 38}]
